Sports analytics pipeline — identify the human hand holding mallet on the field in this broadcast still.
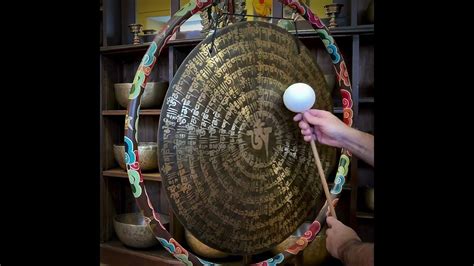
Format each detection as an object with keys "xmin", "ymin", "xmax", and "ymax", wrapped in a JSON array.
[{"xmin": 283, "ymin": 83, "xmax": 337, "ymax": 219}]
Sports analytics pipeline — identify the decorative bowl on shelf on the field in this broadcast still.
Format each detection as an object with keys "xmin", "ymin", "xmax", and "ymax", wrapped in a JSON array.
[
  {"xmin": 113, "ymin": 142, "xmax": 158, "ymax": 172},
  {"xmin": 114, "ymin": 212, "xmax": 169, "ymax": 248},
  {"xmin": 365, "ymin": 187, "xmax": 374, "ymax": 211},
  {"xmin": 324, "ymin": 74, "xmax": 336, "ymax": 91},
  {"xmin": 142, "ymin": 29, "xmax": 157, "ymax": 35},
  {"xmin": 324, "ymin": 3, "xmax": 344, "ymax": 28},
  {"xmin": 141, "ymin": 29, "xmax": 157, "ymax": 43},
  {"xmin": 366, "ymin": 0, "xmax": 374, "ymax": 23},
  {"xmin": 114, "ymin": 81, "xmax": 168, "ymax": 109},
  {"xmin": 128, "ymin": 23, "xmax": 143, "ymax": 45},
  {"xmin": 272, "ymin": 222, "xmax": 330, "ymax": 265},
  {"xmin": 276, "ymin": 19, "xmax": 295, "ymax": 31},
  {"xmin": 185, "ymin": 230, "xmax": 229, "ymax": 258}
]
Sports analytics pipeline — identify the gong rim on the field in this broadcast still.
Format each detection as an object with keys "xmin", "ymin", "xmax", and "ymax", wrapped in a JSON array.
[{"xmin": 123, "ymin": 0, "xmax": 355, "ymax": 264}]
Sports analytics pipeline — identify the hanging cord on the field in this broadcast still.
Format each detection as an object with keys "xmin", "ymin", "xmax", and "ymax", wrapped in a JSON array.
[
  {"xmin": 209, "ymin": 10, "xmax": 222, "ymax": 55},
  {"xmin": 209, "ymin": 0, "xmax": 221, "ymax": 55},
  {"xmin": 292, "ymin": 13, "xmax": 301, "ymax": 54}
]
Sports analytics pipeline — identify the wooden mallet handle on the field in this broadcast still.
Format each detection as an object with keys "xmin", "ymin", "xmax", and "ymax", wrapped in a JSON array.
[{"xmin": 310, "ymin": 139, "xmax": 337, "ymax": 219}]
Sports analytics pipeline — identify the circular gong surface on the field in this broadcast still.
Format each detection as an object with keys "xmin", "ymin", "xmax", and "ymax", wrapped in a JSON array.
[{"xmin": 158, "ymin": 21, "xmax": 336, "ymax": 255}]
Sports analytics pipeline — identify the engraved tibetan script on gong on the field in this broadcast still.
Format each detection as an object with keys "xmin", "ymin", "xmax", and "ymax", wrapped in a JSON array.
[{"xmin": 158, "ymin": 21, "xmax": 336, "ymax": 255}]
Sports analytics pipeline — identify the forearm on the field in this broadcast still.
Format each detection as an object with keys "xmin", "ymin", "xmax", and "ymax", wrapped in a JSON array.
[
  {"xmin": 340, "ymin": 240, "xmax": 374, "ymax": 266},
  {"xmin": 341, "ymin": 128, "xmax": 374, "ymax": 166}
]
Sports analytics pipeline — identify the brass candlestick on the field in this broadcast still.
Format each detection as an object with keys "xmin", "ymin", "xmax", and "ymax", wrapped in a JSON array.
[
  {"xmin": 128, "ymin": 23, "xmax": 143, "ymax": 45},
  {"xmin": 324, "ymin": 3, "xmax": 343, "ymax": 29}
]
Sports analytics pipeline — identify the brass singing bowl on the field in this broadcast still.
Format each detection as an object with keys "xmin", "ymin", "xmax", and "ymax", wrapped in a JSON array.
[
  {"xmin": 113, "ymin": 142, "xmax": 158, "ymax": 172},
  {"xmin": 365, "ymin": 187, "xmax": 374, "ymax": 211},
  {"xmin": 367, "ymin": 0, "xmax": 374, "ymax": 23},
  {"xmin": 272, "ymin": 222, "xmax": 330, "ymax": 265},
  {"xmin": 114, "ymin": 212, "xmax": 169, "ymax": 248},
  {"xmin": 185, "ymin": 230, "xmax": 229, "ymax": 259},
  {"xmin": 324, "ymin": 74, "xmax": 336, "ymax": 91},
  {"xmin": 114, "ymin": 82, "xmax": 168, "ymax": 109}
]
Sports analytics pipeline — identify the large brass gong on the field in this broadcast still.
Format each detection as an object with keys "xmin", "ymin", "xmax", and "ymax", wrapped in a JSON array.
[{"xmin": 158, "ymin": 21, "xmax": 336, "ymax": 255}]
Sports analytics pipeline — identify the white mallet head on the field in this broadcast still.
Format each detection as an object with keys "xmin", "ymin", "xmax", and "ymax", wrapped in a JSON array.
[{"xmin": 283, "ymin": 83, "xmax": 316, "ymax": 113}]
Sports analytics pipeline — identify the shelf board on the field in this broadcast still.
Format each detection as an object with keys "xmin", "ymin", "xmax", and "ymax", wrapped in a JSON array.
[
  {"xmin": 331, "ymin": 24, "xmax": 374, "ymax": 34},
  {"xmin": 356, "ymin": 211, "xmax": 374, "ymax": 219},
  {"xmin": 102, "ymin": 109, "xmax": 161, "ymax": 116},
  {"xmin": 331, "ymin": 183, "xmax": 352, "ymax": 191},
  {"xmin": 100, "ymin": 240, "xmax": 181, "ymax": 265},
  {"xmin": 100, "ymin": 43, "xmax": 153, "ymax": 54},
  {"xmin": 290, "ymin": 24, "xmax": 374, "ymax": 38},
  {"xmin": 100, "ymin": 25, "xmax": 374, "ymax": 54},
  {"xmin": 359, "ymin": 97, "xmax": 374, "ymax": 103},
  {"xmin": 334, "ymin": 107, "xmax": 343, "ymax": 114},
  {"xmin": 103, "ymin": 168, "xmax": 161, "ymax": 182}
]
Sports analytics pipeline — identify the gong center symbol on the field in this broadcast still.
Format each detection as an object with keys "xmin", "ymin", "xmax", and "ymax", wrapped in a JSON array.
[
  {"xmin": 239, "ymin": 108, "xmax": 281, "ymax": 171},
  {"xmin": 246, "ymin": 118, "xmax": 273, "ymax": 158}
]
